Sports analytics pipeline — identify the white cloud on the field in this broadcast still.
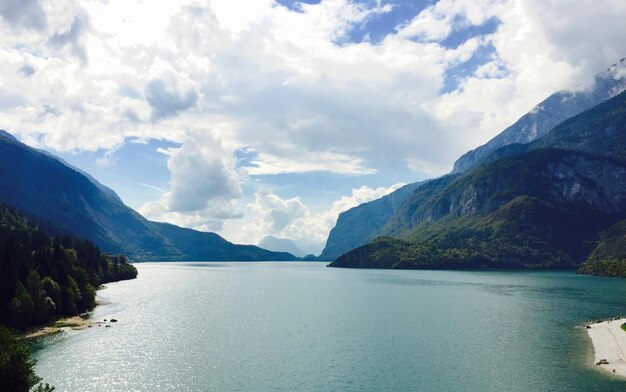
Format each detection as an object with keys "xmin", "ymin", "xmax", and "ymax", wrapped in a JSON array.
[
  {"xmin": 5, "ymin": 0, "xmax": 623, "ymax": 160},
  {"xmin": 398, "ymin": 0, "xmax": 505, "ymax": 42},
  {"xmin": 229, "ymin": 183, "xmax": 404, "ymax": 246},
  {"xmin": 1, "ymin": 0, "xmax": 626, "ymax": 238},
  {"xmin": 145, "ymin": 79, "xmax": 198, "ymax": 122},
  {"xmin": 421, "ymin": 0, "xmax": 626, "ymax": 149},
  {"xmin": 247, "ymin": 150, "xmax": 376, "ymax": 175},
  {"xmin": 139, "ymin": 131, "xmax": 243, "ymax": 229}
]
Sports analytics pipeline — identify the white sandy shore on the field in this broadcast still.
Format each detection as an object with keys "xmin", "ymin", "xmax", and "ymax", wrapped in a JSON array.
[{"xmin": 586, "ymin": 317, "xmax": 626, "ymax": 377}]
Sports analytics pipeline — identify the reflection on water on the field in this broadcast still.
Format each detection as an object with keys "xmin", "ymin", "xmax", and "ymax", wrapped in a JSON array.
[{"xmin": 33, "ymin": 263, "xmax": 626, "ymax": 391}]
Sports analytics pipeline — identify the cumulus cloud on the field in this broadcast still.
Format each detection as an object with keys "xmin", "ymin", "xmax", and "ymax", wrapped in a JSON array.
[
  {"xmin": 49, "ymin": 13, "xmax": 89, "ymax": 62},
  {"xmin": 145, "ymin": 79, "xmax": 198, "ymax": 122},
  {"xmin": 398, "ymin": 0, "xmax": 505, "ymax": 42},
  {"xmin": 166, "ymin": 137, "xmax": 241, "ymax": 212},
  {"xmin": 3, "ymin": 0, "xmax": 625, "ymax": 158},
  {"xmin": 231, "ymin": 183, "xmax": 404, "ymax": 246},
  {"xmin": 139, "ymin": 131, "xmax": 243, "ymax": 230},
  {"xmin": 1, "ymin": 0, "xmax": 626, "ymax": 238}
]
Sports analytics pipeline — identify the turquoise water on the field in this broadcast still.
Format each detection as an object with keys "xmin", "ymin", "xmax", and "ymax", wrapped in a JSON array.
[{"xmin": 32, "ymin": 262, "xmax": 626, "ymax": 391}]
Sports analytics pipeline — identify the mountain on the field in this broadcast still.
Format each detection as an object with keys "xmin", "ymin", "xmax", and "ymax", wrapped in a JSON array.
[
  {"xmin": 0, "ymin": 131, "xmax": 295, "ymax": 261},
  {"xmin": 258, "ymin": 236, "xmax": 306, "ymax": 257},
  {"xmin": 319, "ymin": 182, "xmax": 422, "ymax": 260},
  {"xmin": 321, "ymin": 58, "xmax": 626, "ymax": 262},
  {"xmin": 330, "ymin": 90, "xmax": 626, "ymax": 269},
  {"xmin": 452, "ymin": 57, "xmax": 626, "ymax": 173},
  {"xmin": 577, "ymin": 220, "xmax": 626, "ymax": 277}
]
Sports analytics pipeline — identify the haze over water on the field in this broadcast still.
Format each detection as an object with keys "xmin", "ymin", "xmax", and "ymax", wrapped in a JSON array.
[{"xmin": 32, "ymin": 263, "xmax": 626, "ymax": 391}]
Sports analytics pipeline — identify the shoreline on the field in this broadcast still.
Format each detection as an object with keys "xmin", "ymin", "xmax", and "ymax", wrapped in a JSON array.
[
  {"xmin": 24, "ymin": 316, "xmax": 94, "ymax": 339},
  {"xmin": 586, "ymin": 317, "xmax": 626, "ymax": 377},
  {"xmin": 23, "ymin": 298, "xmax": 112, "ymax": 339}
]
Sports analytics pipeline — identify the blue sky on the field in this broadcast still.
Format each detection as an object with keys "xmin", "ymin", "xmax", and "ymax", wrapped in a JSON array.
[{"xmin": 1, "ymin": 0, "xmax": 626, "ymax": 253}]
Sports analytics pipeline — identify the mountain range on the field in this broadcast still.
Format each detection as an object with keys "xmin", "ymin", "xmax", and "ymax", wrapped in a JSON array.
[
  {"xmin": 326, "ymin": 59, "xmax": 626, "ymax": 271},
  {"xmin": 258, "ymin": 236, "xmax": 308, "ymax": 257},
  {"xmin": 321, "ymin": 58, "xmax": 626, "ymax": 262},
  {"xmin": 0, "ymin": 131, "xmax": 295, "ymax": 262}
]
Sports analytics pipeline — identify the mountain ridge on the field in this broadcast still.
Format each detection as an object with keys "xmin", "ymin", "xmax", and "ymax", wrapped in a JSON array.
[
  {"xmin": 452, "ymin": 57, "xmax": 626, "ymax": 173},
  {"xmin": 329, "ymin": 89, "xmax": 626, "ymax": 269},
  {"xmin": 0, "ymin": 131, "xmax": 295, "ymax": 261},
  {"xmin": 321, "ymin": 58, "xmax": 626, "ymax": 261}
]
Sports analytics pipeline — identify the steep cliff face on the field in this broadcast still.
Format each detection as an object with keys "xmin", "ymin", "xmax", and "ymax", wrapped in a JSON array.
[
  {"xmin": 322, "ymin": 60, "xmax": 626, "ymax": 261},
  {"xmin": 452, "ymin": 58, "xmax": 626, "ymax": 173},
  {"xmin": 319, "ymin": 182, "xmax": 421, "ymax": 260},
  {"xmin": 330, "ymin": 89, "xmax": 626, "ymax": 269},
  {"xmin": 331, "ymin": 155, "xmax": 626, "ymax": 270},
  {"xmin": 384, "ymin": 151, "xmax": 626, "ymax": 237}
]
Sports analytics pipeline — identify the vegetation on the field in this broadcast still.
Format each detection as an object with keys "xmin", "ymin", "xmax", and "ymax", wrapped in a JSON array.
[
  {"xmin": 0, "ymin": 131, "xmax": 296, "ymax": 262},
  {"xmin": 331, "ymin": 91, "xmax": 626, "ymax": 272},
  {"xmin": 331, "ymin": 157, "xmax": 621, "ymax": 270},
  {"xmin": 331, "ymin": 197, "xmax": 586, "ymax": 270},
  {"xmin": 0, "ymin": 327, "xmax": 54, "ymax": 391},
  {"xmin": 577, "ymin": 220, "xmax": 626, "ymax": 277},
  {"xmin": 0, "ymin": 204, "xmax": 137, "ymax": 330}
]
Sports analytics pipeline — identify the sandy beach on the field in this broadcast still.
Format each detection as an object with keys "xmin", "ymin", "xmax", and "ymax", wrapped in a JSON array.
[
  {"xmin": 24, "ymin": 316, "xmax": 94, "ymax": 339},
  {"xmin": 586, "ymin": 317, "xmax": 626, "ymax": 377},
  {"xmin": 23, "ymin": 298, "xmax": 112, "ymax": 339}
]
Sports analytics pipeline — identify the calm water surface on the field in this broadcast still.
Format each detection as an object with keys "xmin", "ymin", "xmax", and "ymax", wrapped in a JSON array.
[{"xmin": 32, "ymin": 262, "xmax": 626, "ymax": 391}]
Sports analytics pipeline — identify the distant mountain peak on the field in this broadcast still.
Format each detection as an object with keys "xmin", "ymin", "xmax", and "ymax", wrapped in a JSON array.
[{"xmin": 258, "ymin": 235, "xmax": 306, "ymax": 257}]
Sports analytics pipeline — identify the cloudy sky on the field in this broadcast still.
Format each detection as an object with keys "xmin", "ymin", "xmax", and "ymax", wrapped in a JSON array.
[{"xmin": 1, "ymin": 0, "xmax": 625, "ymax": 253}]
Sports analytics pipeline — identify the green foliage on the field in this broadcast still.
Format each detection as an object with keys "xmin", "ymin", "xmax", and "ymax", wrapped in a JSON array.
[
  {"xmin": 577, "ymin": 220, "xmax": 626, "ymax": 277},
  {"xmin": 332, "ymin": 196, "xmax": 602, "ymax": 270},
  {"xmin": 0, "ymin": 204, "xmax": 138, "ymax": 330},
  {"xmin": 577, "ymin": 258, "xmax": 626, "ymax": 278},
  {"xmin": 334, "ymin": 92, "xmax": 626, "ymax": 271},
  {"xmin": 0, "ymin": 326, "xmax": 41, "ymax": 391}
]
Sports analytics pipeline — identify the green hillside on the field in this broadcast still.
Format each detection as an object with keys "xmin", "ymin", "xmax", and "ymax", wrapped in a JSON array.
[
  {"xmin": 0, "ymin": 204, "xmax": 137, "ymax": 330},
  {"xmin": 330, "ymin": 91, "xmax": 626, "ymax": 271}
]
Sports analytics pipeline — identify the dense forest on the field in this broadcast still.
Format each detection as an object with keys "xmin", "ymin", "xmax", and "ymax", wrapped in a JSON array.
[
  {"xmin": 0, "ymin": 204, "xmax": 137, "ymax": 330},
  {"xmin": 576, "ymin": 220, "xmax": 626, "ymax": 277}
]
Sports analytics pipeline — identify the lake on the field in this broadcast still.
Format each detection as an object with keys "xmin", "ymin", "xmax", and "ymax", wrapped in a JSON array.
[{"xmin": 32, "ymin": 262, "xmax": 626, "ymax": 391}]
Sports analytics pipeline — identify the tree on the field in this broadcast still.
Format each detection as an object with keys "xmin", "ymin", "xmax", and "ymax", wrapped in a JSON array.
[
  {"xmin": 41, "ymin": 277, "xmax": 61, "ymax": 316},
  {"xmin": 0, "ymin": 327, "xmax": 41, "ymax": 391},
  {"xmin": 26, "ymin": 271, "xmax": 48, "ymax": 324},
  {"xmin": 10, "ymin": 282, "xmax": 34, "ymax": 330}
]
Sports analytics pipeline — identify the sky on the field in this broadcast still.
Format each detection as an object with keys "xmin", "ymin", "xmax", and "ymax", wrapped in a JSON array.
[{"xmin": 1, "ymin": 0, "xmax": 626, "ymax": 254}]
